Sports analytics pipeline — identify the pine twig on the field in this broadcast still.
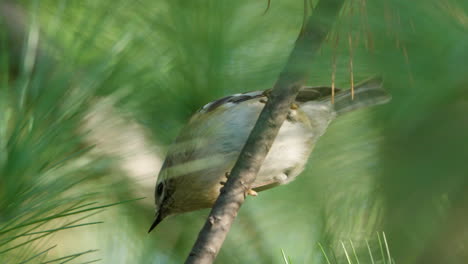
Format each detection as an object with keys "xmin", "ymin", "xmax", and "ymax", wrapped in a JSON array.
[{"xmin": 185, "ymin": 0, "xmax": 346, "ymax": 263}]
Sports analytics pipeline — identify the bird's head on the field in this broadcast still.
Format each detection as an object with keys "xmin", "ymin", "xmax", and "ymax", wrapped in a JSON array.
[{"xmin": 148, "ymin": 170, "xmax": 220, "ymax": 233}]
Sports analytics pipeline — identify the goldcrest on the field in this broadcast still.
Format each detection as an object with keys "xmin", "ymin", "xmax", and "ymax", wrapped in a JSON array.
[{"xmin": 149, "ymin": 77, "xmax": 390, "ymax": 232}]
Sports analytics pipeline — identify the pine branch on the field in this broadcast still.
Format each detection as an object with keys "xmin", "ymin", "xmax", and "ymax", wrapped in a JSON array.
[{"xmin": 185, "ymin": 1, "xmax": 346, "ymax": 263}]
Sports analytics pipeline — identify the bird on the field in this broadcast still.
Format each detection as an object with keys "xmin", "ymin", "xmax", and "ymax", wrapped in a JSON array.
[{"xmin": 148, "ymin": 77, "xmax": 390, "ymax": 232}]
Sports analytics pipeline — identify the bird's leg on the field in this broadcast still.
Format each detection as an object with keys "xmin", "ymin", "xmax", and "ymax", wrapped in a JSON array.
[
  {"xmin": 259, "ymin": 90, "xmax": 270, "ymax": 104},
  {"xmin": 287, "ymin": 103, "xmax": 299, "ymax": 122},
  {"xmin": 220, "ymin": 171, "xmax": 230, "ymax": 186},
  {"xmin": 220, "ymin": 171, "xmax": 258, "ymax": 196},
  {"xmin": 246, "ymin": 189, "xmax": 258, "ymax": 196},
  {"xmin": 262, "ymin": 89, "xmax": 272, "ymax": 98}
]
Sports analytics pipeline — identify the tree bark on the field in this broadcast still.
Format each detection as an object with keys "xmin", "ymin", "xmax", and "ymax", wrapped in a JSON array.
[{"xmin": 185, "ymin": 1, "xmax": 345, "ymax": 263}]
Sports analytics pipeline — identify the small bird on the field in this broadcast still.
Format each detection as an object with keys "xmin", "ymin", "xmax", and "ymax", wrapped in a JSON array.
[{"xmin": 148, "ymin": 77, "xmax": 390, "ymax": 232}]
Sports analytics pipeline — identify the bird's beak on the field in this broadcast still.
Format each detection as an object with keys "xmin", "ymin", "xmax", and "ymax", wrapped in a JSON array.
[{"xmin": 148, "ymin": 211, "xmax": 163, "ymax": 233}]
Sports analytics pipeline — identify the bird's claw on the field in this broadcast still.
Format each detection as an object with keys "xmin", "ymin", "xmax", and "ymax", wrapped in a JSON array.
[{"xmin": 247, "ymin": 189, "xmax": 258, "ymax": 196}]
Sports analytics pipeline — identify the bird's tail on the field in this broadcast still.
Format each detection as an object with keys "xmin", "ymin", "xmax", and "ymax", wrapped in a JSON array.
[{"xmin": 323, "ymin": 77, "xmax": 391, "ymax": 115}]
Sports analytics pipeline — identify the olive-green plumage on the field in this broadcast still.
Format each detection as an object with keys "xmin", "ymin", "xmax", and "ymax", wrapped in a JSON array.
[{"xmin": 149, "ymin": 77, "xmax": 390, "ymax": 232}]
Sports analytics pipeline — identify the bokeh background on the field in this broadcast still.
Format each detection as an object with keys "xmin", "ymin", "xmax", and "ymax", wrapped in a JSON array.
[{"xmin": 0, "ymin": 0, "xmax": 467, "ymax": 263}]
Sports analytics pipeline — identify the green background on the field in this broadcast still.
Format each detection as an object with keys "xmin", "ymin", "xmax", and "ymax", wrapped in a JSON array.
[{"xmin": 1, "ymin": 0, "xmax": 467, "ymax": 263}]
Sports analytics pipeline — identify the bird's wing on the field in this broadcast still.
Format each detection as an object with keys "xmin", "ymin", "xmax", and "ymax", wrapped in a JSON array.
[
  {"xmin": 251, "ymin": 179, "xmax": 282, "ymax": 192},
  {"xmin": 197, "ymin": 84, "xmax": 343, "ymax": 114},
  {"xmin": 296, "ymin": 86, "xmax": 342, "ymax": 102},
  {"xmin": 197, "ymin": 90, "xmax": 267, "ymax": 114}
]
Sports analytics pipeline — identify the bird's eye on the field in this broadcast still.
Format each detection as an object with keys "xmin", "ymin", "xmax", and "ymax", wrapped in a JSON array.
[{"xmin": 156, "ymin": 182, "xmax": 164, "ymax": 196}]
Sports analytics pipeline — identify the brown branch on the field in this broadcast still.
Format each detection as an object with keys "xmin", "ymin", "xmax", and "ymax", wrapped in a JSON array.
[{"xmin": 186, "ymin": 0, "xmax": 345, "ymax": 263}]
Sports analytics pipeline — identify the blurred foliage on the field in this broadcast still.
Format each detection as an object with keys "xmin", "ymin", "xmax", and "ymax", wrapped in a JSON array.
[{"xmin": 0, "ymin": 0, "xmax": 467, "ymax": 263}]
